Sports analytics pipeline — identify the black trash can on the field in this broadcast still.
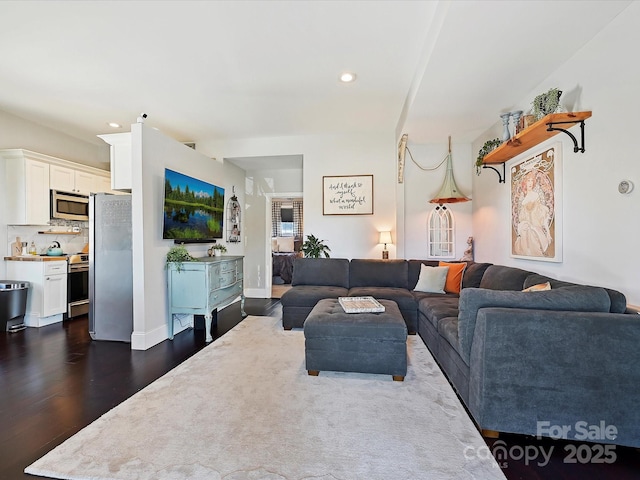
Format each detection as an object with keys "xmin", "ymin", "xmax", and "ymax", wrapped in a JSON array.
[{"xmin": 0, "ymin": 281, "xmax": 30, "ymax": 332}]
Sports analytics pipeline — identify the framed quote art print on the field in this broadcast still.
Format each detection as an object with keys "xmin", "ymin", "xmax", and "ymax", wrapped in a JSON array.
[
  {"xmin": 510, "ymin": 143, "xmax": 562, "ymax": 262},
  {"xmin": 322, "ymin": 175, "xmax": 374, "ymax": 215}
]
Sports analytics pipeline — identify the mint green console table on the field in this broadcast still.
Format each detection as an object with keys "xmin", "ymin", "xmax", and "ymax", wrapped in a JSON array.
[{"xmin": 167, "ymin": 255, "xmax": 245, "ymax": 342}]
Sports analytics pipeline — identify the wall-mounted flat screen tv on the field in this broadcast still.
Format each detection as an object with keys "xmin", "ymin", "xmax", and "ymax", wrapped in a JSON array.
[{"xmin": 162, "ymin": 168, "xmax": 225, "ymax": 241}]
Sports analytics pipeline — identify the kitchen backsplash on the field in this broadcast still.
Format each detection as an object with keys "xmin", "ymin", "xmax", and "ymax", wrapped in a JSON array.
[{"xmin": 7, "ymin": 221, "xmax": 89, "ymax": 256}]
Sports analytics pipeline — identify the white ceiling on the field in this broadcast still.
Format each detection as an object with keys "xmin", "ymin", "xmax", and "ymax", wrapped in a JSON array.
[{"xmin": 0, "ymin": 0, "xmax": 633, "ymax": 149}]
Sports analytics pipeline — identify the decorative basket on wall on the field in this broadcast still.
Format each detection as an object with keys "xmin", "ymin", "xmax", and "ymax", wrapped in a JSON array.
[{"xmin": 226, "ymin": 194, "xmax": 241, "ymax": 243}]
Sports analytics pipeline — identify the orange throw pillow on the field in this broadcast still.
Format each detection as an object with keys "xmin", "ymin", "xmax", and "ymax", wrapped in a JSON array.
[{"xmin": 438, "ymin": 261, "xmax": 466, "ymax": 294}]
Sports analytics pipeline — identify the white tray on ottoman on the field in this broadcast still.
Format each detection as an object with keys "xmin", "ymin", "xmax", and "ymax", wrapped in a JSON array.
[{"xmin": 338, "ymin": 296, "xmax": 385, "ymax": 313}]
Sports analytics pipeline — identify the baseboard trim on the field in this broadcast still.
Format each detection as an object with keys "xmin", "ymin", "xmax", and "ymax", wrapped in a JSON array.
[
  {"xmin": 131, "ymin": 323, "xmax": 168, "ymax": 351},
  {"xmin": 24, "ymin": 313, "xmax": 63, "ymax": 328}
]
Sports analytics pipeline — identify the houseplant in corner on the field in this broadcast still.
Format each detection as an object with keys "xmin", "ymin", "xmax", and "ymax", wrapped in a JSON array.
[
  {"xmin": 166, "ymin": 244, "xmax": 196, "ymax": 272},
  {"xmin": 301, "ymin": 234, "xmax": 331, "ymax": 258}
]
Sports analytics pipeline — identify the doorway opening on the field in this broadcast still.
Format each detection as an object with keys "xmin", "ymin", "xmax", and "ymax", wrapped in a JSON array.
[
  {"xmin": 225, "ymin": 154, "xmax": 303, "ymax": 299},
  {"xmin": 269, "ymin": 195, "xmax": 303, "ymax": 298}
]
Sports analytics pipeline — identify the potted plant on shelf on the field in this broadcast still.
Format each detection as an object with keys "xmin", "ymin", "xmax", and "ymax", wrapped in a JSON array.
[
  {"xmin": 208, "ymin": 243, "xmax": 227, "ymax": 257},
  {"xmin": 532, "ymin": 87, "xmax": 563, "ymax": 121},
  {"xmin": 166, "ymin": 244, "xmax": 196, "ymax": 272},
  {"xmin": 476, "ymin": 138, "xmax": 502, "ymax": 175},
  {"xmin": 301, "ymin": 234, "xmax": 331, "ymax": 258}
]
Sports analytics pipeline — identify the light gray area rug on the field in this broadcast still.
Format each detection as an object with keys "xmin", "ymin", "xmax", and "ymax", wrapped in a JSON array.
[{"xmin": 26, "ymin": 316, "xmax": 505, "ymax": 480}]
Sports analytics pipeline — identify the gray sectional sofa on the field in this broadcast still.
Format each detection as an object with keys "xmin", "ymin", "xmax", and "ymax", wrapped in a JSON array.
[
  {"xmin": 282, "ymin": 258, "xmax": 418, "ymax": 332},
  {"xmin": 281, "ymin": 257, "xmax": 640, "ymax": 447}
]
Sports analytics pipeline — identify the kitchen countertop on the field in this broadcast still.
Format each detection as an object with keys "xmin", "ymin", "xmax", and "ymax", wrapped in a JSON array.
[{"xmin": 4, "ymin": 256, "xmax": 68, "ymax": 262}]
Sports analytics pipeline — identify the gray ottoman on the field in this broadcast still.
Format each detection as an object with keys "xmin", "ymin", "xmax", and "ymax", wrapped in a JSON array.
[{"xmin": 303, "ymin": 298, "xmax": 408, "ymax": 381}]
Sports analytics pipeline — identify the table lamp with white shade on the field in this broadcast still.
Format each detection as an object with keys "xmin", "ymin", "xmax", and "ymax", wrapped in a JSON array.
[{"xmin": 379, "ymin": 231, "xmax": 392, "ymax": 259}]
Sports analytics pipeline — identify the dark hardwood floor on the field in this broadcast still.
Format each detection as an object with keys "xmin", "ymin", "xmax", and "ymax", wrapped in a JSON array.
[
  {"xmin": 0, "ymin": 298, "xmax": 280, "ymax": 479},
  {"xmin": 1, "ymin": 298, "xmax": 639, "ymax": 480}
]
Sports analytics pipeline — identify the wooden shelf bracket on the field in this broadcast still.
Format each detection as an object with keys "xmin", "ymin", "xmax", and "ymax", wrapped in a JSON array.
[
  {"xmin": 482, "ymin": 163, "xmax": 505, "ymax": 183},
  {"xmin": 546, "ymin": 118, "xmax": 587, "ymax": 153}
]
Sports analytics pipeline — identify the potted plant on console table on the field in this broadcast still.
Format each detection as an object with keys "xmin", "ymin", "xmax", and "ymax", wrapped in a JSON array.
[
  {"xmin": 208, "ymin": 244, "xmax": 227, "ymax": 257},
  {"xmin": 166, "ymin": 244, "xmax": 196, "ymax": 272}
]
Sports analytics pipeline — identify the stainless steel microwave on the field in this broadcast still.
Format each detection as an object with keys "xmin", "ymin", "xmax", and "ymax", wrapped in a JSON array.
[{"xmin": 51, "ymin": 190, "xmax": 90, "ymax": 221}]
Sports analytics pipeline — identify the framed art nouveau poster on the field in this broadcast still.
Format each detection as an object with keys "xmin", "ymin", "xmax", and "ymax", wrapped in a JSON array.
[
  {"xmin": 322, "ymin": 175, "xmax": 373, "ymax": 215},
  {"xmin": 510, "ymin": 143, "xmax": 562, "ymax": 262}
]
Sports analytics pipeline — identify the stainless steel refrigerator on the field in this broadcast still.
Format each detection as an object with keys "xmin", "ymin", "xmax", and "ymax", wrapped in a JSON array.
[{"xmin": 89, "ymin": 193, "xmax": 133, "ymax": 342}]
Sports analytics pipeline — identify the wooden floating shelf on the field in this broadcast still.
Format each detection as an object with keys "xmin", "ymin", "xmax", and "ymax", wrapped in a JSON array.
[
  {"xmin": 482, "ymin": 111, "xmax": 592, "ymax": 165},
  {"xmin": 37, "ymin": 231, "xmax": 82, "ymax": 235}
]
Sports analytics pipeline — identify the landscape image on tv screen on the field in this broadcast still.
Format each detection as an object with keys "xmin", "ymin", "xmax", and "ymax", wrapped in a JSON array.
[{"xmin": 163, "ymin": 168, "xmax": 225, "ymax": 240}]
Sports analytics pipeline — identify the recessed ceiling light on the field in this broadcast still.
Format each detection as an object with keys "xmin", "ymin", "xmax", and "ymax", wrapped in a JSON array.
[
  {"xmin": 339, "ymin": 72, "xmax": 356, "ymax": 83},
  {"xmin": 107, "ymin": 122, "xmax": 122, "ymax": 128}
]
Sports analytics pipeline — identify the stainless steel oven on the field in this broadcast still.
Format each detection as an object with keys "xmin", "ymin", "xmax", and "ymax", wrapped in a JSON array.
[{"xmin": 67, "ymin": 254, "xmax": 89, "ymax": 318}]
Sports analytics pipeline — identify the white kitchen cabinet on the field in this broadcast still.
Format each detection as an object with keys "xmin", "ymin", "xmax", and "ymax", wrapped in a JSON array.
[
  {"xmin": 6, "ymin": 260, "xmax": 68, "ymax": 327},
  {"xmin": 50, "ymin": 164, "xmax": 97, "ymax": 195},
  {"xmin": 1, "ymin": 148, "xmax": 114, "ymax": 224},
  {"xmin": 95, "ymin": 174, "xmax": 113, "ymax": 194},
  {"xmin": 2, "ymin": 151, "xmax": 50, "ymax": 225},
  {"xmin": 51, "ymin": 163, "xmax": 113, "ymax": 194},
  {"xmin": 50, "ymin": 164, "xmax": 76, "ymax": 192},
  {"xmin": 43, "ymin": 266, "xmax": 67, "ymax": 317},
  {"xmin": 76, "ymin": 171, "xmax": 96, "ymax": 194},
  {"xmin": 97, "ymin": 132, "xmax": 132, "ymax": 191}
]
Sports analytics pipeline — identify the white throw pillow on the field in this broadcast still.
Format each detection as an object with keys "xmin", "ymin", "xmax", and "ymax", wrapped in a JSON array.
[
  {"xmin": 271, "ymin": 238, "xmax": 279, "ymax": 252},
  {"xmin": 277, "ymin": 236, "xmax": 295, "ymax": 252},
  {"xmin": 413, "ymin": 265, "xmax": 449, "ymax": 294}
]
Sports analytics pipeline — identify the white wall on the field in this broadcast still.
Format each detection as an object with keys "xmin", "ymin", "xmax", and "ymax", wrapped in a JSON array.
[
  {"xmin": 198, "ymin": 132, "xmax": 398, "ymax": 266},
  {"xmin": 472, "ymin": 1, "xmax": 640, "ymax": 305},
  {"xmin": 0, "ymin": 109, "xmax": 109, "ymax": 168},
  {"xmin": 401, "ymin": 141, "xmax": 473, "ymax": 260},
  {"xmin": 198, "ymin": 132, "xmax": 474, "ymax": 295},
  {"xmin": 130, "ymin": 123, "xmax": 242, "ymax": 350}
]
